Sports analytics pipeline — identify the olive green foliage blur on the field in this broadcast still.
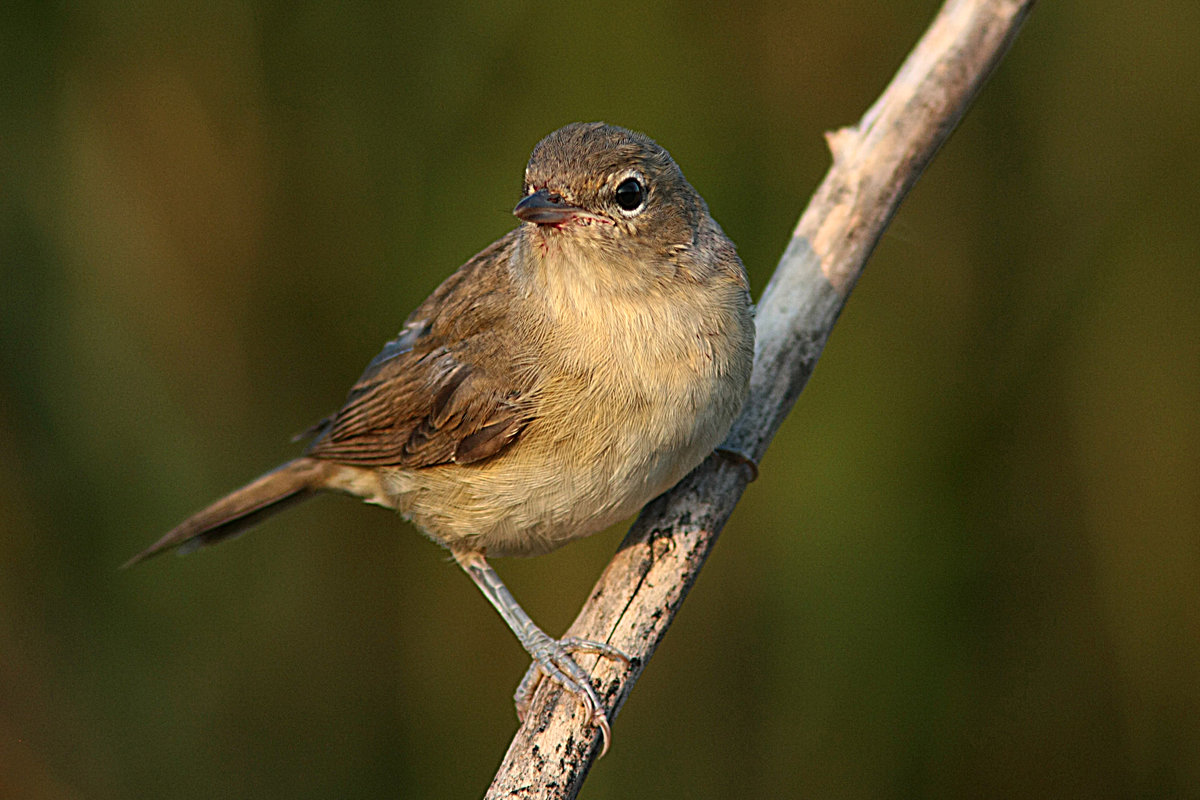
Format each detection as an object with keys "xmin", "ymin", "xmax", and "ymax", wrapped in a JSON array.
[{"xmin": 2, "ymin": 1, "xmax": 1198, "ymax": 798}]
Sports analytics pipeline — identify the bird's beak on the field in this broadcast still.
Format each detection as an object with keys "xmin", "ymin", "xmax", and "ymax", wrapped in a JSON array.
[{"xmin": 513, "ymin": 188, "xmax": 583, "ymax": 225}]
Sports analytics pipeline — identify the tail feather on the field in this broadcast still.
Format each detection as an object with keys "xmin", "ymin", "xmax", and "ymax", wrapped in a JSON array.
[{"xmin": 123, "ymin": 458, "xmax": 328, "ymax": 568}]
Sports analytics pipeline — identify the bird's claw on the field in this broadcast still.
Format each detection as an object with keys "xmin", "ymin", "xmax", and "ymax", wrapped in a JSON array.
[
  {"xmin": 514, "ymin": 635, "xmax": 631, "ymax": 757},
  {"xmin": 715, "ymin": 446, "xmax": 759, "ymax": 482}
]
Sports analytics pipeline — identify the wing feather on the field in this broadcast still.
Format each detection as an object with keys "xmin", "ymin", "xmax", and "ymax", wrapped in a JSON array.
[{"xmin": 303, "ymin": 232, "xmax": 534, "ymax": 469}]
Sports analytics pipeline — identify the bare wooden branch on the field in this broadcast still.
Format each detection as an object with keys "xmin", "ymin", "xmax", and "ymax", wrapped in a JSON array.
[{"xmin": 486, "ymin": 0, "xmax": 1036, "ymax": 796}]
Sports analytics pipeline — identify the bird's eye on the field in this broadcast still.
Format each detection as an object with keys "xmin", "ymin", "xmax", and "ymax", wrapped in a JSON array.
[{"xmin": 614, "ymin": 177, "xmax": 646, "ymax": 213}]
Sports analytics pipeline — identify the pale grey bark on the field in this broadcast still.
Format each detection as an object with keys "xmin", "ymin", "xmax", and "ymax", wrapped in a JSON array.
[{"xmin": 486, "ymin": 1, "xmax": 1038, "ymax": 796}]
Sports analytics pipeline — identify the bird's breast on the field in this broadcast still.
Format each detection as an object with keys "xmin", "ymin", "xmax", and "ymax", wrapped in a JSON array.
[
  {"xmin": 525, "ymin": 265, "xmax": 751, "ymax": 522},
  {"xmin": 391, "ymin": 243, "xmax": 752, "ymax": 557}
]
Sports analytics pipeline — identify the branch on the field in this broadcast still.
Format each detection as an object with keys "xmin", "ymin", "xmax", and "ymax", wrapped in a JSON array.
[{"xmin": 486, "ymin": 0, "xmax": 1036, "ymax": 795}]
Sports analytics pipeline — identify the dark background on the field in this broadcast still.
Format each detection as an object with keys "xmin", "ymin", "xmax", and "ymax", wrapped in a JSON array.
[{"xmin": 3, "ymin": 1, "xmax": 1197, "ymax": 797}]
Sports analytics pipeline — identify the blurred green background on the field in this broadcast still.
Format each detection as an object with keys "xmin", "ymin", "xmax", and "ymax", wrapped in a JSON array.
[{"xmin": 3, "ymin": 0, "xmax": 1198, "ymax": 797}]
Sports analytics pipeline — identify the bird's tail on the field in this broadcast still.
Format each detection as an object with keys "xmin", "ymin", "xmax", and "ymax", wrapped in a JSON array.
[{"xmin": 123, "ymin": 457, "xmax": 332, "ymax": 568}]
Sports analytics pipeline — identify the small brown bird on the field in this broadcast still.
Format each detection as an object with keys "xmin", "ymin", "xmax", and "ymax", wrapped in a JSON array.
[{"xmin": 128, "ymin": 122, "xmax": 755, "ymax": 751}]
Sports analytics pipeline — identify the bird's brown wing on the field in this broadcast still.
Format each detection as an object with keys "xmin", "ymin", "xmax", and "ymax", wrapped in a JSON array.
[{"xmin": 304, "ymin": 231, "xmax": 535, "ymax": 468}]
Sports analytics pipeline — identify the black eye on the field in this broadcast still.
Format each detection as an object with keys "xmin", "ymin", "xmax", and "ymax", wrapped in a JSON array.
[{"xmin": 614, "ymin": 177, "xmax": 646, "ymax": 212}]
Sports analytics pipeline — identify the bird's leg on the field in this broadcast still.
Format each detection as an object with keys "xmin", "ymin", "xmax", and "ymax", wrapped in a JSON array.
[{"xmin": 454, "ymin": 550, "xmax": 630, "ymax": 755}]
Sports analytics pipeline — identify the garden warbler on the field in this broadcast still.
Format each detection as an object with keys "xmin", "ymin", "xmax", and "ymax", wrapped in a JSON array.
[{"xmin": 127, "ymin": 122, "xmax": 755, "ymax": 752}]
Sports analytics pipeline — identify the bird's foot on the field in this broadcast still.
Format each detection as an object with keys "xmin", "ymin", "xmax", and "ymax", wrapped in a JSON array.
[{"xmin": 514, "ymin": 634, "xmax": 631, "ymax": 757}]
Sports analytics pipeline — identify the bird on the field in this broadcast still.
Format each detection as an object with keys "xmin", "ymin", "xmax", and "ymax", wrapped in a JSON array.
[{"xmin": 127, "ymin": 122, "xmax": 755, "ymax": 753}]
